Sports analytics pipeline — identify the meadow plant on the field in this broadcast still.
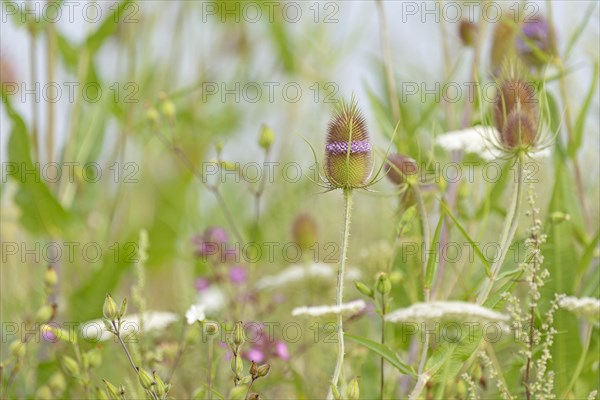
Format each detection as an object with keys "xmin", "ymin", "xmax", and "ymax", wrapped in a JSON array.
[{"xmin": 1, "ymin": 2, "xmax": 598, "ymax": 399}]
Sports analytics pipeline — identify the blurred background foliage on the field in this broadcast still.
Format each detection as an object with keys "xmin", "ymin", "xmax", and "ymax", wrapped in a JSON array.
[{"xmin": 1, "ymin": 1, "xmax": 599, "ymax": 398}]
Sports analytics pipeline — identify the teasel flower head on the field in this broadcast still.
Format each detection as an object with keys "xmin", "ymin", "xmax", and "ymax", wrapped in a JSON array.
[
  {"xmin": 517, "ymin": 15, "xmax": 555, "ymax": 68},
  {"xmin": 291, "ymin": 213, "xmax": 318, "ymax": 251},
  {"xmin": 324, "ymin": 97, "xmax": 372, "ymax": 190},
  {"xmin": 385, "ymin": 153, "xmax": 418, "ymax": 185},
  {"xmin": 490, "ymin": 12, "xmax": 519, "ymax": 75},
  {"xmin": 491, "ymin": 62, "xmax": 547, "ymax": 154}
]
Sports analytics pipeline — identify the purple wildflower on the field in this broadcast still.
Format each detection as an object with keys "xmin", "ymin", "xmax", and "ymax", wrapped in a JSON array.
[{"xmin": 229, "ymin": 266, "xmax": 247, "ymax": 284}]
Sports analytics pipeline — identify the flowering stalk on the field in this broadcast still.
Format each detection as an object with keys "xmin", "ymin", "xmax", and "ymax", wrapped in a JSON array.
[
  {"xmin": 328, "ymin": 187, "xmax": 353, "ymax": 400},
  {"xmin": 477, "ymin": 152, "xmax": 525, "ymax": 305}
]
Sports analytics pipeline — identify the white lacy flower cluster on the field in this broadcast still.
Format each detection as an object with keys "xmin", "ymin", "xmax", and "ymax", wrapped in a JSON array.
[
  {"xmin": 291, "ymin": 300, "xmax": 367, "ymax": 317},
  {"xmin": 559, "ymin": 296, "xmax": 600, "ymax": 321},
  {"xmin": 81, "ymin": 312, "xmax": 178, "ymax": 341},
  {"xmin": 255, "ymin": 262, "xmax": 361, "ymax": 290},
  {"xmin": 435, "ymin": 126, "xmax": 550, "ymax": 160},
  {"xmin": 385, "ymin": 301, "xmax": 509, "ymax": 324}
]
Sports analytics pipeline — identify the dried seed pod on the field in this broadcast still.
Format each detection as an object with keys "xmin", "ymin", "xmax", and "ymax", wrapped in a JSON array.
[{"xmin": 325, "ymin": 99, "xmax": 372, "ymax": 189}]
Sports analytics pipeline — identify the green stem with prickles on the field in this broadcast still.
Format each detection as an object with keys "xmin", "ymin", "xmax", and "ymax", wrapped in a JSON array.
[
  {"xmin": 477, "ymin": 153, "xmax": 525, "ymax": 305},
  {"xmin": 328, "ymin": 187, "xmax": 353, "ymax": 400}
]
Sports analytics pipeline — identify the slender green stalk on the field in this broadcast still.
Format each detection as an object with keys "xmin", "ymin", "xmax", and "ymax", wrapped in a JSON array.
[
  {"xmin": 327, "ymin": 188, "xmax": 353, "ymax": 400},
  {"xmin": 408, "ymin": 372, "xmax": 430, "ymax": 400},
  {"xmin": 380, "ymin": 293, "xmax": 386, "ymax": 399},
  {"xmin": 45, "ymin": 5, "xmax": 57, "ymax": 165},
  {"xmin": 375, "ymin": 0, "xmax": 401, "ymax": 124},
  {"xmin": 28, "ymin": 20, "xmax": 39, "ymax": 158},
  {"xmin": 477, "ymin": 153, "xmax": 525, "ymax": 305},
  {"xmin": 112, "ymin": 321, "xmax": 138, "ymax": 373},
  {"xmin": 561, "ymin": 322, "xmax": 593, "ymax": 398},
  {"xmin": 546, "ymin": 3, "xmax": 591, "ymax": 231},
  {"xmin": 207, "ymin": 337, "xmax": 214, "ymax": 400},
  {"xmin": 413, "ymin": 184, "xmax": 431, "ymax": 301}
]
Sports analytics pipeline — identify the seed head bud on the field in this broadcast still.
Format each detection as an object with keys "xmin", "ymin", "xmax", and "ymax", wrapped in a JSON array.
[
  {"xmin": 325, "ymin": 98, "xmax": 371, "ymax": 189},
  {"xmin": 233, "ymin": 321, "xmax": 245, "ymax": 347},
  {"xmin": 204, "ymin": 321, "xmax": 219, "ymax": 335},
  {"xmin": 118, "ymin": 298, "xmax": 128, "ymax": 319},
  {"xmin": 354, "ymin": 281, "xmax": 374, "ymax": 298},
  {"xmin": 292, "ymin": 213, "xmax": 318, "ymax": 251},
  {"xmin": 456, "ymin": 380, "xmax": 467, "ymax": 398},
  {"xmin": 9, "ymin": 340, "xmax": 26, "ymax": 358},
  {"xmin": 376, "ymin": 272, "xmax": 392, "ymax": 295},
  {"xmin": 36, "ymin": 305, "xmax": 54, "ymax": 322},
  {"xmin": 231, "ymin": 353, "xmax": 243, "ymax": 377},
  {"xmin": 137, "ymin": 368, "xmax": 155, "ymax": 390},
  {"xmin": 145, "ymin": 106, "xmax": 160, "ymax": 126},
  {"xmin": 48, "ymin": 372, "xmax": 66, "ymax": 393},
  {"xmin": 258, "ymin": 124, "xmax": 275, "ymax": 150},
  {"xmin": 159, "ymin": 93, "xmax": 176, "ymax": 123},
  {"xmin": 103, "ymin": 379, "xmax": 121, "ymax": 400},
  {"xmin": 86, "ymin": 348, "xmax": 102, "ymax": 368},
  {"xmin": 249, "ymin": 360, "xmax": 259, "ymax": 378},
  {"xmin": 103, "ymin": 293, "xmax": 118, "ymax": 321},
  {"xmin": 459, "ymin": 20, "xmax": 478, "ymax": 47},
  {"xmin": 257, "ymin": 363, "xmax": 271, "ymax": 378},
  {"xmin": 153, "ymin": 371, "xmax": 168, "ymax": 398},
  {"xmin": 62, "ymin": 355, "xmax": 80, "ymax": 376},
  {"xmin": 347, "ymin": 377, "xmax": 360, "ymax": 400},
  {"xmin": 35, "ymin": 386, "xmax": 52, "ymax": 400},
  {"xmin": 95, "ymin": 387, "xmax": 109, "ymax": 400},
  {"xmin": 385, "ymin": 153, "xmax": 418, "ymax": 185},
  {"xmin": 551, "ymin": 211, "xmax": 571, "ymax": 224},
  {"xmin": 44, "ymin": 266, "xmax": 58, "ymax": 287}
]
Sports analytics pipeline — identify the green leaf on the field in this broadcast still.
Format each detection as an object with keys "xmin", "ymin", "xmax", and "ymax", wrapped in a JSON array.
[
  {"xmin": 3, "ymin": 92, "xmax": 69, "ymax": 235},
  {"xmin": 541, "ymin": 152, "xmax": 583, "ymax": 393},
  {"xmin": 568, "ymin": 62, "xmax": 599, "ymax": 158},
  {"xmin": 345, "ymin": 333, "xmax": 415, "ymax": 376},
  {"xmin": 564, "ymin": 3, "xmax": 598, "ymax": 59},
  {"xmin": 85, "ymin": 0, "xmax": 134, "ymax": 54},
  {"xmin": 424, "ymin": 212, "xmax": 444, "ymax": 290},
  {"xmin": 440, "ymin": 202, "xmax": 491, "ymax": 277},
  {"xmin": 69, "ymin": 241, "xmax": 135, "ymax": 321}
]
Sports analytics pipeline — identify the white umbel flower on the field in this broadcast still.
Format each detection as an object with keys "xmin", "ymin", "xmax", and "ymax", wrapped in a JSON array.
[
  {"xmin": 255, "ymin": 262, "xmax": 361, "ymax": 290},
  {"xmin": 196, "ymin": 286, "xmax": 226, "ymax": 314},
  {"xmin": 435, "ymin": 126, "xmax": 550, "ymax": 160},
  {"xmin": 81, "ymin": 311, "xmax": 178, "ymax": 341},
  {"xmin": 558, "ymin": 296, "xmax": 600, "ymax": 321},
  {"xmin": 291, "ymin": 300, "xmax": 367, "ymax": 317},
  {"xmin": 385, "ymin": 301, "xmax": 509, "ymax": 324},
  {"xmin": 185, "ymin": 304, "xmax": 206, "ymax": 325}
]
